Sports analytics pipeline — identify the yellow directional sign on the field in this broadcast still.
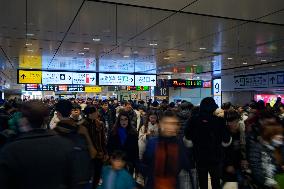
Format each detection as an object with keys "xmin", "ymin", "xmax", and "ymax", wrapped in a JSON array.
[
  {"xmin": 19, "ymin": 55, "xmax": 42, "ymax": 69},
  {"xmin": 85, "ymin": 86, "xmax": 102, "ymax": 93},
  {"xmin": 18, "ymin": 70, "xmax": 42, "ymax": 84}
]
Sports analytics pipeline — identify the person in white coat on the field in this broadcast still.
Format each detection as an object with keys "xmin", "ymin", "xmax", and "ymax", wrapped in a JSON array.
[{"xmin": 138, "ymin": 111, "xmax": 159, "ymax": 160}]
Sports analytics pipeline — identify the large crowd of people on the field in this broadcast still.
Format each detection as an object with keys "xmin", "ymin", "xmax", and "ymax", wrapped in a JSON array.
[{"xmin": 0, "ymin": 96, "xmax": 284, "ymax": 189}]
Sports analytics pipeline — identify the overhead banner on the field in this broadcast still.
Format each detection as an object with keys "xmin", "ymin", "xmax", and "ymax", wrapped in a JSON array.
[
  {"xmin": 85, "ymin": 86, "xmax": 102, "ymax": 93},
  {"xmin": 42, "ymin": 71, "xmax": 96, "ymax": 85},
  {"xmin": 99, "ymin": 73, "xmax": 134, "ymax": 86},
  {"xmin": 18, "ymin": 70, "xmax": 42, "ymax": 84},
  {"xmin": 135, "ymin": 75, "xmax": 156, "ymax": 86}
]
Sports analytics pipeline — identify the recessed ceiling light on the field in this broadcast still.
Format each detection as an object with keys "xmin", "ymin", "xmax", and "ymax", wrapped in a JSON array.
[
  {"xmin": 199, "ymin": 47, "xmax": 206, "ymax": 50},
  {"xmin": 261, "ymin": 59, "xmax": 267, "ymax": 62},
  {"xmin": 78, "ymin": 52, "xmax": 84, "ymax": 55},
  {"xmin": 26, "ymin": 33, "xmax": 34, "ymax": 36},
  {"xmin": 27, "ymin": 49, "xmax": 33, "ymax": 52},
  {"xmin": 123, "ymin": 55, "xmax": 129, "ymax": 58},
  {"xmin": 228, "ymin": 57, "xmax": 233, "ymax": 60},
  {"xmin": 84, "ymin": 47, "xmax": 89, "ymax": 50},
  {"xmin": 93, "ymin": 38, "xmax": 101, "ymax": 42},
  {"xmin": 272, "ymin": 64, "xmax": 276, "ymax": 67},
  {"xmin": 149, "ymin": 43, "xmax": 158, "ymax": 46},
  {"xmin": 249, "ymin": 67, "xmax": 254, "ymax": 70},
  {"xmin": 177, "ymin": 53, "xmax": 182, "ymax": 56},
  {"xmin": 243, "ymin": 62, "xmax": 248, "ymax": 65},
  {"xmin": 25, "ymin": 43, "xmax": 32, "ymax": 46},
  {"xmin": 164, "ymin": 57, "xmax": 170, "ymax": 60}
]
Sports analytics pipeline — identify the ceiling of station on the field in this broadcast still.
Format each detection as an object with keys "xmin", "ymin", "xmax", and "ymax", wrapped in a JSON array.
[{"xmin": 0, "ymin": 0, "xmax": 284, "ymax": 83}]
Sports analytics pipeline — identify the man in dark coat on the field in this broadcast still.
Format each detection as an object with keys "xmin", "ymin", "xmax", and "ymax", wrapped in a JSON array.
[{"xmin": 0, "ymin": 101, "xmax": 92, "ymax": 189}]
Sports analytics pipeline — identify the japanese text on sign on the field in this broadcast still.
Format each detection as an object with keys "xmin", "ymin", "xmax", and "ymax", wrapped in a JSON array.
[
  {"xmin": 18, "ymin": 70, "xmax": 42, "ymax": 84},
  {"xmin": 99, "ymin": 73, "xmax": 134, "ymax": 86},
  {"xmin": 135, "ymin": 75, "xmax": 156, "ymax": 86}
]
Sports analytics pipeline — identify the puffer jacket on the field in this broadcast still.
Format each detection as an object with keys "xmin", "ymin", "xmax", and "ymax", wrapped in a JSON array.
[{"xmin": 248, "ymin": 141, "xmax": 278, "ymax": 188}]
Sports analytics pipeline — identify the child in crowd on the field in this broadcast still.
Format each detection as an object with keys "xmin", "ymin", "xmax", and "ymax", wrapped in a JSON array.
[{"xmin": 97, "ymin": 151, "xmax": 136, "ymax": 189}]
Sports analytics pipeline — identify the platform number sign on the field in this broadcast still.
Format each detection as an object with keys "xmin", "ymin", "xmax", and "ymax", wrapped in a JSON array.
[
  {"xmin": 155, "ymin": 87, "xmax": 169, "ymax": 97},
  {"xmin": 213, "ymin": 79, "xmax": 222, "ymax": 107}
]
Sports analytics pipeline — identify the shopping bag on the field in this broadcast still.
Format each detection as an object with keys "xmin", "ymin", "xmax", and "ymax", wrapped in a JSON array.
[{"xmin": 223, "ymin": 182, "xmax": 238, "ymax": 189}]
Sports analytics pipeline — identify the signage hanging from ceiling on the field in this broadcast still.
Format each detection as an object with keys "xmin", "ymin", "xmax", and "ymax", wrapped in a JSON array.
[
  {"xmin": 127, "ymin": 86, "xmax": 150, "ymax": 91},
  {"xmin": 57, "ymin": 85, "xmax": 85, "ymax": 92},
  {"xmin": 213, "ymin": 78, "xmax": 222, "ymax": 107},
  {"xmin": 135, "ymin": 75, "xmax": 156, "ymax": 86},
  {"xmin": 168, "ymin": 79, "xmax": 203, "ymax": 88},
  {"xmin": 99, "ymin": 73, "xmax": 134, "ymax": 86},
  {"xmin": 25, "ymin": 84, "xmax": 55, "ymax": 91},
  {"xmin": 18, "ymin": 70, "xmax": 42, "ymax": 84},
  {"xmin": 42, "ymin": 71, "xmax": 96, "ymax": 85},
  {"xmin": 85, "ymin": 86, "xmax": 102, "ymax": 93}
]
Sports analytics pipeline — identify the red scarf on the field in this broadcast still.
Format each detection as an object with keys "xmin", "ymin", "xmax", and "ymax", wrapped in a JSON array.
[{"xmin": 154, "ymin": 140, "xmax": 179, "ymax": 189}]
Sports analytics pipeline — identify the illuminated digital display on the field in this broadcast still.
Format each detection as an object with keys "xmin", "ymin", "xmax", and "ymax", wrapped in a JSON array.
[
  {"xmin": 168, "ymin": 79, "xmax": 203, "ymax": 88},
  {"xmin": 127, "ymin": 86, "xmax": 150, "ymax": 91},
  {"xmin": 99, "ymin": 73, "xmax": 134, "ymax": 86},
  {"xmin": 135, "ymin": 75, "xmax": 156, "ymax": 86}
]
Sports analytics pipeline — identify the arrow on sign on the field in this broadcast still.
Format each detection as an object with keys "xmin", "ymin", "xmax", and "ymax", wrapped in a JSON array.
[
  {"xmin": 21, "ymin": 74, "xmax": 26, "ymax": 79},
  {"xmin": 69, "ymin": 76, "xmax": 72, "ymax": 80},
  {"xmin": 131, "ymin": 78, "xmax": 134, "ymax": 82},
  {"xmin": 151, "ymin": 79, "xmax": 156, "ymax": 82}
]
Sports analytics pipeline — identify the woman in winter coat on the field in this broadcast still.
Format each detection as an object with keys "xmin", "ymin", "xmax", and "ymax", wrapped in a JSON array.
[
  {"xmin": 82, "ymin": 105, "xmax": 107, "ymax": 188},
  {"xmin": 107, "ymin": 110, "xmax": 139, "ymax": 174},
  {"xmin": 138, "ymin": 111, "xmax": 159, "ymax": 160},
  {"xmin": 248, "ymin": 122, "xmax": 283, "ymax": 188}
]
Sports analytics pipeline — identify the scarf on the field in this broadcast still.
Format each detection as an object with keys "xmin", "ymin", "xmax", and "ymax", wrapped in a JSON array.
[
  {"xmin": 154, "ymin": 138, "xmax": 179, "ymax": 189},
  {"xmin": 118, "ymin": 127, "xmax": 127, "ymax": 145}
]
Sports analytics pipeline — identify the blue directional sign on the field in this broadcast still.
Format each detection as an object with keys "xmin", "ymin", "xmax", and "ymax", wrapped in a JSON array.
[
  {"xmin": 99, "ymin": 73, "xmax": 134, "ymax": 86},
  {"xmin": 135, "ymin": 75, "xmax": 156, "ymax": 86}
]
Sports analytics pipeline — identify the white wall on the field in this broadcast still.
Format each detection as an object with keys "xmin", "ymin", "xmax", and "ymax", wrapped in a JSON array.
[{"xmin": 169, "ymin": 87, "xmax": 211, "ymax": 105}]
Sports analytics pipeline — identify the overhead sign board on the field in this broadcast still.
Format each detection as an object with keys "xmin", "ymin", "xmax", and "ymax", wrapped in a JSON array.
[
  {"xmin": 25, "ymin": 84, "xmax": 55, "ymax": 91},
  {"xmin": 135, "ymin": 75, "xmax": 156, "ymax": 86},
  {"xmin": 99, "ymin": 73, "xmax": 134, "ymax": 86},
  {"xmin": 213, "ymin": 79, "xmax": 222, "ymax": 107},
  {"xmin": 57, "ymin": 85, "xmax": 85, "ymax": 92},
  {"xmin": 85, "ymin": 86, "xmax": 102, "ymax": 93},
  {"xmin": 42, "ymin": 71, "xmax": 96, "ymax": 85},
  {"xmin": 154, "ymin": 87, "xmax": 169, "ymax": 97},
  {"xmin": 18, "ymin": 70, "xmax": 42, "ymax": 84},
  {"xmin": 168, "ymin": 79, "xmax": 203, "ymax": 88},
  {"xmin": 127, "ymin": 86, "xmax": 150, "ymax": 91}
]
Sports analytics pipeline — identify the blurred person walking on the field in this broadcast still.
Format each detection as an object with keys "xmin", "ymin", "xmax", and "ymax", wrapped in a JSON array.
[
  {"xmin": 143, "ymin": 111, "xmax": 197, "ymax": 189},
  {"xmin": 0, "ymin": 101, "xmax": 92, "ymax": 189},
  {"xmin": 185, "ymin": 97, "xmax": 232, "ymax": 189}
]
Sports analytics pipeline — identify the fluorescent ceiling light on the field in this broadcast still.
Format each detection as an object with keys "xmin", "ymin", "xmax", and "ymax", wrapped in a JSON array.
[
  {"xmin": 228, "ymin": 57, "xmax": 233, "ymax": 60},
  {"xmin": 242, "ymin": 62, "xmax": 248, "ymax": 65},
  {"xmin": 199, "ymin": 47, "xmax": 206, "ymax": 50},
  {"xmin": 84, "ymin": 47, "xmax": 89, "ymax": 50},
  {"xmin": 177, "ymin": 53, "xmax": 182, "ymax": 56},
  {"xmin": 93, "ymin": 38, "xmax": 101, "ymax": 42},
  {"xmin": 149, "ymin": 43, "xmax": 158, "ymax": 46},
  {"xmin": 25, "ymin": 43, "xmax": 32, "ymax": 46},
  {"xmin": 256, "ymin": 51, "xmax": 262, "ymax": 54},
  {"xmin": 123, "ymin": 55, "xmax": 129, "ymax": 58},
  {"xmin": 26, "ymin": 33, "xmax": 34, "ymax": 36},
  {"xmin": 192, "ymin": 64, "xmax": 197, "ymax": 66},
  {"xmin": 27, "ymin": 49, "xmax": 33, "ymax": 52},
  {"xmin": 212, "ymin": 60, "xmax": 216, "ymax": 63},
  {"xmin": 272, "ymin": 64, "xmax": 276, "ymax": 67},
  {"xmin": 261, "ymin": 59, "xmax": 267, "ymax": 62},
  {"xmin": 164, "ymin": 57, "xmax": 170, "ymax": 60},
  {"xmin": 249, "ymin": 67, "xmax": 254, "ymax": 70},
  {"xmin": 133, "ymin": 51, "xmax": 139, "ymax": 54},
  {"xmin": 78, "ymin": 52, "xmax": 84, "ymax": 55}
]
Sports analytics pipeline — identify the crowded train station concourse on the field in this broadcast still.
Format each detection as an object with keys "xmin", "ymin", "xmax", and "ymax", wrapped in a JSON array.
[{"xmin": 0, "ymin": 0, "xmax": 284, "ymax": 189}]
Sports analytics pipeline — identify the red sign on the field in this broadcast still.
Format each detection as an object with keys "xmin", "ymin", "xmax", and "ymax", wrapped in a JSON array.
[{"xmin": 203, "ymin": 81, "xmax": 212, "ymax": 88}]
